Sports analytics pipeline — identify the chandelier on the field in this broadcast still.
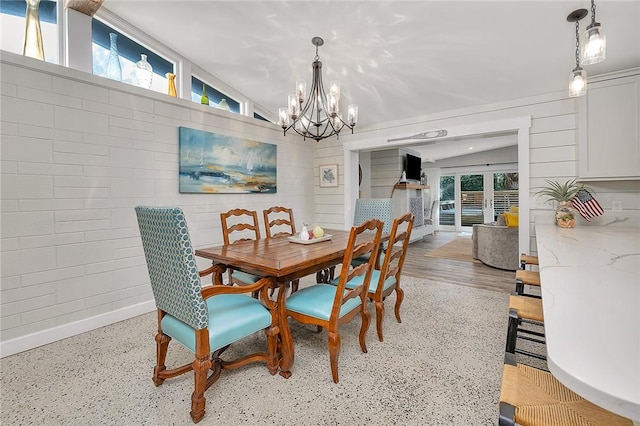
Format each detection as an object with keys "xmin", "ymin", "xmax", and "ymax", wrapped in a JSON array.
[
  {"xmin": 567, "ymin": 9, "xmax": 588, "ymax": 98},
  {"xmin": 278, "ymin": 37, "xmax": 358, "ymax": 142}
]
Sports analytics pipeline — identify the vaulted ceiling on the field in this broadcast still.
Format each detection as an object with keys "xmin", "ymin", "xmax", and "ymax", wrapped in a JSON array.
[
  {"xmin": 101, "ymin": 1, "xmax": 639, "ymax": 162},
  {"xmin": 103, "ymin": 0, "xmax": 639, "ymax": 132}
]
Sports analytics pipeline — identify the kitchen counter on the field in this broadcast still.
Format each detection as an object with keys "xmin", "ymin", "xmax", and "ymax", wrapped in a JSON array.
[{"xmin": 535, "ymin": 220, "xmax": 640, "ymax": 421}]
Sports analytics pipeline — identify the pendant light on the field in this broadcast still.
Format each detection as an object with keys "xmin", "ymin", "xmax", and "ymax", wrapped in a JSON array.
[
  {"xmin": 581, "ymin": 0, "xmax": 606, "ymax": 65},
  {"xmin": 567, "ymin": 9, "xmax": 588, "ymax": 98}
]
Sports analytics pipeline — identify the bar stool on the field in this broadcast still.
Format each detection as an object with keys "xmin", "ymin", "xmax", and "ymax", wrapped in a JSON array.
[
  {"xmin": 499, "ymin": 352, "xmax": 633, "ymax": 426},
  {"xmin": 506, "ymin": 294, "xmax": 546, "ymax": 361},
  {"xmin": 515, "ymin": 269, "xmax": 541, "ymax": 298},
  {"xmin": 519, "ymin": 253, "xmax": 538, "ymax": 270}
]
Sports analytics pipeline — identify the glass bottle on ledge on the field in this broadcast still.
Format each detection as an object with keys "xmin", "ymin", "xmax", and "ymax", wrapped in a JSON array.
[
  {"xmin": 23, "ymin": 0, "xmax": 44, "ymax": 61},
  {"xmin": 218, "ymin": 98, "xmax": 231, "ymax": 111},
  {"xmin": 201, "ymin": 84, "xmax": 209, "ymax": 105},
  {"xmin": 106, "ymin": 33, "xmax": 122, "ymax": 81},
  {"xmin": 135, "ymin": 54, "xmax": 153, "ymax": 89},
  {"xmin": 166, "ymin": 73, "xmax": 177, "ymax": 97}
]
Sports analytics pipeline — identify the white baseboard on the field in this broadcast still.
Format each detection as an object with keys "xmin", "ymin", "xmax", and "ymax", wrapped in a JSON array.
[{"xmin": 0, "ymin": 300, "xmax": 155, "ymax": 358}]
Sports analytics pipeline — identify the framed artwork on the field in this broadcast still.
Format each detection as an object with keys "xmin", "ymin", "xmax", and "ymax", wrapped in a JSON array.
[
  {"xmin": 179, "ymin": 127, "xmax": 277, "ymax": 194},
  {"xmin": 319, "ymin": 164, "xmax": 338, "ymax": 187}
]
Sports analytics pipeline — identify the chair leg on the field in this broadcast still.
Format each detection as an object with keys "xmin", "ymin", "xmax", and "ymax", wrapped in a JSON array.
[
  {"xmin": 515, "ymin": 279, "xmax": 524, "ymax": 295},
  {"xmin": 359, "ymin": 305, "xmax": 370, "ymax": 354},
  {"xmin": 498, "ymin": 401, "xmax": 516, "ymax": 426},
  {"xmin": 394, "ymin": 287, "xmax": 404, "ymax": 324},
  {"xmin": 291, "ymin": 279, "xmax": 299, "ymax": 294},
  {"xmin": 328, "ymin": 331, "xmax": 341, "ymax": 383},
  {"xmin": 153, "ymin": 332, "xmax": 171, "ymax": 386},
  {"xmin": 190, "ymin": 354, "xmax": 211, "ymax": 423},
  {"xmin": 265, "ymin": 325, "xmax": 279, "ymax": 375},
  {"xmin": 375, "ymin": 300, "xmax": 385, "ymax": 342},
  {"xmin": 505, "ymin": 310, "xmax": 518, "ymax": 354}
]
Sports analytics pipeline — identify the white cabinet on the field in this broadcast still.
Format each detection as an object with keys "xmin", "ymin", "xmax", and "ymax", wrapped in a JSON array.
[{"xmin": 577, "ymin": 72, "xmax": 640, "ymax": 181}]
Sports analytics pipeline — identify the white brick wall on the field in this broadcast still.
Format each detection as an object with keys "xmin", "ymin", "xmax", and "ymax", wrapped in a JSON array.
[{"xmin": 1, "ymin": 53, "xmax": 314, "ymax": 355}]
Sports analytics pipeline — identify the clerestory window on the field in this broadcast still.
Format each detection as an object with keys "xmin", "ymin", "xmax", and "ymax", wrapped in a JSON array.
[
  {"xmin": 91, "ymin": 18, "xmax": 174, "ymax": 94},
  {"xmin": 0, "ymin": 0, "xmax": 59, "ymax": 63}
]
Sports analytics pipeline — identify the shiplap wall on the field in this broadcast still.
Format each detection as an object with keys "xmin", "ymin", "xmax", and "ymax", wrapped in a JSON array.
[
  {"xmin": 0, "ymin": 52, "xmax": 314, "ymax": 356},
  {"xmin": 313, "ymin": 83, "xmax": 640, "ymax": 250}
]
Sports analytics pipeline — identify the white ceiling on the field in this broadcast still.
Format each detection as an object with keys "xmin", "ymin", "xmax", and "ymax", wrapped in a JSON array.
[{"xmin": 102, "ymin": 1, "xmax": 640, "ymax": 159}]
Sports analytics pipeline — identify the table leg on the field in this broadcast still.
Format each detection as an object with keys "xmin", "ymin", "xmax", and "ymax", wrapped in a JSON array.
[
  {"xmin": 316, "ymin": 266, "xmax": 336, "ymax": 283},
  {"xmin": 277, "ymin": 281, "xmax": 293, "ymax": 378}
]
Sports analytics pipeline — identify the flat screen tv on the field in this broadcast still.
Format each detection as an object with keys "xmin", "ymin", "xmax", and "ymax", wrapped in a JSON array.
[{"xmin": 405, "ymin": 153, "xmax": 422, "ymax": 181}]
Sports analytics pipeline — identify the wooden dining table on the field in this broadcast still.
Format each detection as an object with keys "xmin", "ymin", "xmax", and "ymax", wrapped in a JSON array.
[{"xmin": 195, "ymin": 229, "xmax": 376, "ymax": 379}]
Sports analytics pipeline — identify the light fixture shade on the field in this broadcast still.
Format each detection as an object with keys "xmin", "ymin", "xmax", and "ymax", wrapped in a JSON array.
[
  {"xmin": 569, "ymin": 68, "xmax": 587, "ymax": 97},
  {"xmin": 347, "ymin": 104, "xmax": 358, "ymax": 125},
  {"xmin": 296, "ymin": 80, "xmax": 307, "ymax": 103},
  {"xmin": 278, "ymin": 107, "xmax": 289, "ymax": 128},
  {"xmin": 287, "ymin": 94, "xmax": 299, "ymax": 119},
  {"xmin": 581, "ymin": 24, "xmax": 606, "ymax": 65}
]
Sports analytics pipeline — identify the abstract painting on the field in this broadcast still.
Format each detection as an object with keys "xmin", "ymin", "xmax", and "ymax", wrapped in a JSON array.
[{"xmin": 179, "ymin": 127, "xmax": 277, "ymax": 193}]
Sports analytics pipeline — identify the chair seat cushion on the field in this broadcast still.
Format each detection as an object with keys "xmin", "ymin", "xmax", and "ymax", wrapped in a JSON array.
[
  {"xmin": 161, "ymin": 294, "xmax": 272, "ymax": 353},
  {"xmin": 232, "ymin": 270, "xmax": 262, "ymax": 284},
  {"xmin": 350, "ymin": 250, "xmax": 386, "ymax": 268},
  {"xmin": 350, "ymin": 253, "xmax": 370, "ymax": 267},
  {"xmin": 330, "ymin": 269, "xmax": 396, "ymax": 293},
  {"xmin": 286, "ymin": 284, "xmax": 362, "ymax": 321}
]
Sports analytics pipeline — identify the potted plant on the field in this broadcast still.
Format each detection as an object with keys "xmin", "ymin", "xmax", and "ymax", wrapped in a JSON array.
[{"xmin": 535, "ymin": 178, "xmax": 583, "ymax": 228}]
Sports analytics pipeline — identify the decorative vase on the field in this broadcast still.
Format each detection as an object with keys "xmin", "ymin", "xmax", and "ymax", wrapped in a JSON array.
[
  {"xmin": 166, "ymin": 73, "xmax": 177, "ymax": 97},
  {"xmin": 23, "ymin": 0, "xmax": 44, "ymax": 61},
  {"xmin": 135, "ymin": 54, "xmax": 153, "ymax": 89},
  {"xmin": 218, "ymin": 98, "xmax": 231, "ymax": 111},
  {"xmin": 106, "ymin": 33, "xmax": 122, "ymax": 81},
  {"xmin": 555, "ymin": 201, "xmax": 576, "ymax": 228},
  {"xmin": 200, "ymin": 83, "xmax": 209, "ymax": 105}
]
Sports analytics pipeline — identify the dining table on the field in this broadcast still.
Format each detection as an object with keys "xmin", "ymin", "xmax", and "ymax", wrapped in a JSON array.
[
  {"xmin": 535, "ymin": 219, "xmax": 640, "ymax": 423},
  {"xmin": 195, "ymin": 228, "xmax": 379, "ymax": 379}
]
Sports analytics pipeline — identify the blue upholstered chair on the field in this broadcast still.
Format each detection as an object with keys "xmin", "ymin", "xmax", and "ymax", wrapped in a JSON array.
[
  {"xmin": 334, "ymin": 212, "xmax": 414, "ymax": 342},
  {"xmin": 351, "ymin": 198, "xmax": 393, "ymax": 267},
  {"xmin": 285, "ymin": 218, "xmax": 383, "ymax": 383},
  {"xmin": 135, "ymin": 206, "xmax": 279, "ymax": 423}
]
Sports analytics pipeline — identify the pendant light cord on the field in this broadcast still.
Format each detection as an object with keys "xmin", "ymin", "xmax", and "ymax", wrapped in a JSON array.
[
  {"xmin": 590, "ymin": 0, "xmax": 597, "ymax": 26},
  {"xmin": 574, "ymin": 20, "xmax": 581, "ymax": 69}
]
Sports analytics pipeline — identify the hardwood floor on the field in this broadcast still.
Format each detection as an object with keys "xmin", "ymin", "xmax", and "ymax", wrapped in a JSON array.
[{"xmin": 403, "ymin": 231, "xmax": 515, "ymax": 294}]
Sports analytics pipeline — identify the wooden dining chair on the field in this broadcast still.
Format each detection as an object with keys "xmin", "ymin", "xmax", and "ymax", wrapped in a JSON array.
[
  {"xmin": 220, "ymin": 208, "xmax": 263, "ymax": 289},
  {"xmin": 263, "ymin": 206, "xmax": 297, "ymax": 238},
  {"xmin": 135, "ymin": 206, "xmax": 279, "ymax": 423},
  {"xmin": 285, "ymin": 218, "xmax": 383, "ymax": 383},
  {"xmin": 263, "ymin": 206, "xmax": 301, "ymax": 294},
  {"xmin": 334, "ymin": 212, "xmax": 414, "ymax": 342}
]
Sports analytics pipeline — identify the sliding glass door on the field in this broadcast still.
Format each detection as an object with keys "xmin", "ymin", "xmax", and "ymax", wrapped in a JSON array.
[{"xmin": 439, "ymin": 171, "xmax": 518, "ymax": 231}]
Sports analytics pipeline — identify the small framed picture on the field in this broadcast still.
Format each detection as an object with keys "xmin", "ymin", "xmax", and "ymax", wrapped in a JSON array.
[{"xmin": 319, "ymin": 164, "xmax": 338, "ymax": 187}]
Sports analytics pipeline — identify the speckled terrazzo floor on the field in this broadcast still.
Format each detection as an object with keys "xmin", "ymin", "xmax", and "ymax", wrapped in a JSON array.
[{"xmin": 0, "ymin": 277, "xmax": 514, "ymax": 426}]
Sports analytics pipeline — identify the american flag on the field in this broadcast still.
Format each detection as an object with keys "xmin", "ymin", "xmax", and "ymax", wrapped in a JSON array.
[{"xmin": 571, "ymin": 188, "xmax": 604, "ymax": 222}]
